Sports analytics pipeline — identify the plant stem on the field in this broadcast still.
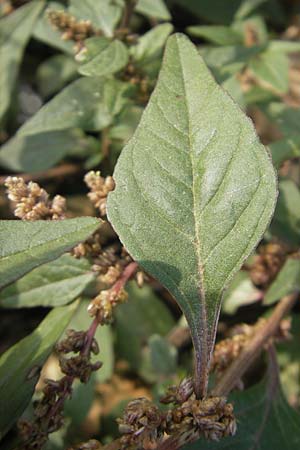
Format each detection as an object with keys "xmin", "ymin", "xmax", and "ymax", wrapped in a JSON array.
[{"xmin": 120, "ymin": 0, "xmax": 137, "ymax": 29}]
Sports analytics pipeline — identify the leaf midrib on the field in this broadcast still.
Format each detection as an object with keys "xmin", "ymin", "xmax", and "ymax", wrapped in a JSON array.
[{"xmin": 175, "ymin": 37, "xmax": 208, "ymax": 357}]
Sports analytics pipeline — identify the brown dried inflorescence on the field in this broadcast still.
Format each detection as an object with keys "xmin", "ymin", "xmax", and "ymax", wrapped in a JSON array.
[
  {"xmin": 117, "ymin": 378, "xmax": 236, "ymax": 449},
  {"xmin": 47, "ymin": 8, "xmax": 99, "ymax": 51},
  {"xmin": 5, "ymin": 176, "xmax": 66, "ymax": 220},
  {"xmin": 118, "ymin": 398, "xmax": 165, "ymax": 450},
  {"xmin": 18, "ymin": 328, "xmax": 102, "ymax": 449},
  {"xmin": 250, "ymin": 242, "xmax": 288, "ymax": 289},
  {"xmin": 84, "ymin": 171, "xmax": 115, "ymax": 217}
]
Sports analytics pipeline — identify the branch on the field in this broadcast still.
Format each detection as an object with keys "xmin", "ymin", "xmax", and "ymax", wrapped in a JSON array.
[
  {"xmin": 0, "ymin": 163, "xmax": 81, "ymax": 185},
  {"xmin": 212, "ymin": 292, "xmax": 297, "ymax": 397}
]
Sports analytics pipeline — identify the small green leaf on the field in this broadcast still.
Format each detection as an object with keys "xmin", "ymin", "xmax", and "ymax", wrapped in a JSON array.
[
  {"xmin": 0, "ymin": 302, "xmax": 78, "ymax": 440},
  {"xmin": 249, "ymin": 50, "xmax": 289, "ymax": 94},
  {"xmin": 270, "ymin": 136, "xmax": 300, "ymax": 169},
  {"xmin": 0, "ymin": 255, "xmax": 96, "ymax": 308},
  {"xmin": 130, "ymin": 23, "xmax": 174, "ymax": 67},
  {"xmin": 174, "ymin": 0, "xmax": 241, "ymax": 25},
  {"xmin": 264, "ymin": 102, "xmax": 300, "ymax": 137},
  {"xmin": 78, "ymin": 37, "xmax": 129, "ymax": 77},
  {"xmin": 107, "ymin": 33, "xmax": 277, "ymax": 395},
  {"xmin": 234, "ymin": 0, "xmax": 267, "ymax": 20},
  {"xmin": 271, "ymin": 179, "xmax": 300, "ymax": 245},
  {"xmin": 223, "ymin": 271, "xmax": 261, "ymax": 314},
  {"xmin": 115, "ymin": 281, "xmax": 175, "ymax": 371},
  {"xmin": 0, "ymin": 1, "xmax": 44, "ymax": 125},
  {"xmin": 0, "ymin": 217, "xmax": 100, "ymax": 290},
  {"xmin": 0, "ymin": 129, "xmax": 96, "ymax": 172},
  {"xmin": 183, "ymin": 374, "xmax": 300, "ymax": 449},
  {"xmin": 148, "ymin": 334, "xmax": 177, "ymax": 376},
  {"xmin": 18, "ymin": 77, "xmax": 131, "ymax": 136},
  {"xmin": 187, "ymin": 25, "xmax": 242, "ymax": 46},
  {"xmin": 136, "ymin": 0, "xmax": 171, "ymax": 20},
  {"xmin": 69, "ymin": 0, "xmax": 122, "ymax": 37},
  {"xmin": 264, "ymin": 258, "xmax": 300, "ymax": 305}
]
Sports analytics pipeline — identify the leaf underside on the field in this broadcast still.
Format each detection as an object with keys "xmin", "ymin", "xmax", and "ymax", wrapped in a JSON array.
[{"xmin": 107, "ymin": 33, "xmax": 277, "ymax": 393}]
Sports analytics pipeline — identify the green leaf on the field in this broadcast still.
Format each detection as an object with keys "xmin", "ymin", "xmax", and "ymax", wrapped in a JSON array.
[
  {"xmin": 223, "ymin": 270, "xmax": 261, "ymax": 314},
  {"xmin": 77, "ymin": 37, "xmax": 129, "ymax": 77},
  {"xmin": 264, "ymin": 102, "xmax": 300, "ymax": 137},
  {"xmin": 271, "ymin": 179, "xmax": 300, "ymax": 245},
  {"xmin": 18, "ymin": 77, "xmax": 131, "ymax": 136},
  {"xmin": 234, "ymin": 0, "xmax": 267, "ymax": 20},
  {"xmin": 148, "ymin": 334, "xmax": 177, "ymax": 376},
  {"xmin": 249, "ymin": 50, "xmax": 289, "ymax": 94},
  {"xmin": 187, "ymin": 26, "xmax": 242, "ymax": 46},
  {"xmin": 200, "ymin": 44, "xmax": 261, "ymax": 74},
  {"xmin": 107, "ymin": 33, "xmax": 277, "ymax": 394},
  {"xmin": 115, "ymin": 281, "xmax": 175, "ymax": 371},
  {"xmin": 0, "ymin": 217, "xmax": 100, "ymax": 290},
  {"xmin": 33, "ymin": 2, "xmax": 74, "ymax": 54},
  {"xmin": 0, "ymin": 255, "xmax": 95, "ymax": 308},
  {"xmin": 277, "ymin": 315, "xmax": 300, "ymax": 407},
  {"xmin": 36, "ymin": 54, "xmax": 78, "ymax": 99},
  {"xmin": 69, "ymin": 0, "xmax": 122, "ymax": 37},
  {"xmin": 183, "ymin": 373, "xmax": 300, "ymax": 449},
  {"xmin": 130, "ymin": 23, "xmax": 173, "ymax": 68},
  {"xmin": 173, "ymin": 0, "xmax": 242, "ymax": 25},
  {"xmin": 270, "ymin": 136, "xmax": 300, "ymax": 169},
  {"xmin": 0, "ymin": 1, "xmax": 44, "ymax": 125},
  {"xmin": 136, "ymin": 0, "xmax": 171, "ymax": 20},
  {"xmin": 268, "ymin": 40, "xmax": 300, "ymax": 53},
  {"xmin": 0, "ymin": 302, "xmax": 78, "ymax": 440},
  {"xmin": 0, "ymin": 129, "xmax": 96, "ymax": 172},
  {"xmin": 264, "ymin": 258, "xmax": 300, "ymax": 305}
]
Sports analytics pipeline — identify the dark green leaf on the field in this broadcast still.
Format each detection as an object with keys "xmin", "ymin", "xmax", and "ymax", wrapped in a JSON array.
[
  {"xmin": 0, "ymin": 302, "xmax": 78, "ymax": 439},
  {"xmin": 271, "ymin": 179, "xmax": 300, "ymax": 245},
  {"xmin": 36, "ymin": 54, "xmax": 78, "ymax": 99},
  {"xmin": 270, "ymin": 136, "xmax": 300, "ymax": 169},
  {"xmin": 115, "ymin": 282, "xmax": 175, "ymax": 371},
  {"xmin": 0, "ymin": 217, "xmax": 100, "ymax": 290},
  {"xmin": 107, "ymin": 34, "xmax": 277, "ymax": 391},
  {"xmin": 0, "ymin": 255, "xmax": 96, "ymax": 308},
  {"xmin": 0, "ymin": 1, "xmax": 44, "ymax": 125},
  {"xmin": 264, "ymin": 258, "xmax": 300, "ymax": 305}
]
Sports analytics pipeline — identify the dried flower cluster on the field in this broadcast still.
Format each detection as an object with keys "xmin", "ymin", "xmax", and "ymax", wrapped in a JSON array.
[
  {"xmin": 18, "ymin": 328, "xmax": 102, "ymax": 449},
  {"xmin": 84, "ymin": 171, "xmax": 115, "ymax": 217},
  {"xmin": 5, "ymin": 176, "xmax": 66, "ymax": 220},
  {"xmin": 47, "ymin": 8, "xmax": 99, "ymax": 51},
  {"xmin": 88, "ymin": 261, "xmax": 138, "ymax": 324},
  {"xmin": 250, "ymin": 242, "xmax": 288, "ymax": 288},
  {"xmin": 117, "ymin": 377, "xmax": 236, "ymax": 449}
]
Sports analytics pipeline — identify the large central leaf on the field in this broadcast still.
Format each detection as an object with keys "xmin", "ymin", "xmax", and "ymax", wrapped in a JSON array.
[{"xmin": 107, "ymin": 33, "xmax": 277, "ymax": 396}]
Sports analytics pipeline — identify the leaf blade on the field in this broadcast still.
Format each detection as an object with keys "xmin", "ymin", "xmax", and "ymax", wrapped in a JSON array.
[
  {"xmin": 0, "ymin": 301, "xmax": 78, "ymax": 439},
  {"xmin": 0, "ymin": 217, "xmax": 100, "ymax": 289},
  {"xmin": 107, "ymin": 33, "xmax": 277, "ymax": 395}
]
